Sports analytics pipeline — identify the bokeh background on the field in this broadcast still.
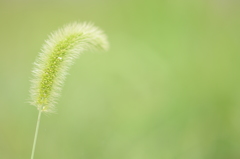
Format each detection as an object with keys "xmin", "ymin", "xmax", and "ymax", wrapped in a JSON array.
[{"xmin": 1, "ymin": 0, "xmax": 240, "ymax": 158}]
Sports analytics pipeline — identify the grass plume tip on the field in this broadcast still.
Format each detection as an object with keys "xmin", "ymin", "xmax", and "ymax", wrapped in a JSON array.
[{"xmin": 29, "ymin": 22, "xmax": 109, "ymax": 113}]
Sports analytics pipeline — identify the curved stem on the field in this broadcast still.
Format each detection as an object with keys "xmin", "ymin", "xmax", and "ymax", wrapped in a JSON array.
[{"xmin": 31, "ymin": 111, "xmax": 42, "ymax": 159}]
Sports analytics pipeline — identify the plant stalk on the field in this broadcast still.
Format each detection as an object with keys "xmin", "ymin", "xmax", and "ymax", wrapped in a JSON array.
[{"xmin": 31, "ymin": 110, "xmax": 42, "ymax": 159}]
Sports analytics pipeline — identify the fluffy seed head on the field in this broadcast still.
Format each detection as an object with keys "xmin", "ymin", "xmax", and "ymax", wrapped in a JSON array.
[{"xmin": 30, "ymin": 22, "xmax": 109, "ymax": 113}]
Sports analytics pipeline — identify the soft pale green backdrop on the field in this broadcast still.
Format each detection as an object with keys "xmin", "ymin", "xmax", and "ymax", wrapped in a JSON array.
[{"xmin": 1, "ymin": 0, "xmax": 240, "ymax": 158}]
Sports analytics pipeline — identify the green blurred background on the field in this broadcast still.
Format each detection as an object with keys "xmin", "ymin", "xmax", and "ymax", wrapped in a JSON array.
[{"xmin": 1, "ymin": 0, "xmax": 240, "ymax": 158}]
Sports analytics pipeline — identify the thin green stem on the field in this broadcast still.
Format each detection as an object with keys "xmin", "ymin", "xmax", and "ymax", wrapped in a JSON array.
[{"xmin": 31, "ymin": 111, "xmax": 42, "ymax": 159}]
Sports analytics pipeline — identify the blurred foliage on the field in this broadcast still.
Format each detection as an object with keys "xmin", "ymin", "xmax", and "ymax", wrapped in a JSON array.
[{"xmin": 0, "ymin": 0, "xmax": 240, "ymax": 159}]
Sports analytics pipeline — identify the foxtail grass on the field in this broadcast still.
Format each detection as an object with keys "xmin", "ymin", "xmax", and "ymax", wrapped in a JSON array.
[{"xmin": 29, "ymin": 22, "xmax": 109, "ymax": 159}]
